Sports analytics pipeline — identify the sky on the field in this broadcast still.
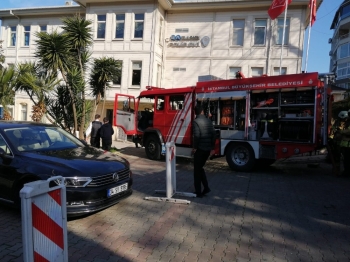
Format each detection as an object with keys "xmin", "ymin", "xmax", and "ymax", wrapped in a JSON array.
[{"xmin": 0, "ymin": 0, "xmax": 344, "ymax": 74}]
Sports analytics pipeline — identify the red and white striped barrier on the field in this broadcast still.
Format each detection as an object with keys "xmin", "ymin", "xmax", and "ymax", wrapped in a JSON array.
[{"xmin": 20, "ymin": 177, "xmax": 68, "ymax": 262}]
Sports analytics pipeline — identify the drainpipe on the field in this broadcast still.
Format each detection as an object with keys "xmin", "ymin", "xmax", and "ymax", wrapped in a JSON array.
[{"xmin": 10, "ymin": 10, "xmax": 20, "ymax": 64}]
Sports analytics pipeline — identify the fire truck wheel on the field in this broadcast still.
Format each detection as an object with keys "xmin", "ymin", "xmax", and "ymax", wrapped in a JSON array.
[
  {"xmin": 226, "ymin": 143, "xmax": 255, "ymax": 172},
  {"xmin": 145, "ymin": 135, "xmax": 161, "ymax": 160}
]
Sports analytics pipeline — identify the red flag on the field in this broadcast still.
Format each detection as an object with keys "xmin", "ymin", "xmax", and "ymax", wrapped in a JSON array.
[
  {"xmin": 268, "ymin": 0, "xmax": 293, "ymax": 20},
  {"xmin": 309, "ymin": 0, "xmax": 316, "ymax": 26}
]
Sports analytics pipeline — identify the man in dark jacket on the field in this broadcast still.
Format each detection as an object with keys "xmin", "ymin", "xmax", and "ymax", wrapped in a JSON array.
[
  {"xmin": 99, "ymin": 117, "xmax": 115, "ymax": 151},
  {"xmin": 85, "ymin": 114, "xmax": 102, "ymax": 148},
  {"xmin": 192, "ymin": 105, "xmax": 216, "ymax": 197}
]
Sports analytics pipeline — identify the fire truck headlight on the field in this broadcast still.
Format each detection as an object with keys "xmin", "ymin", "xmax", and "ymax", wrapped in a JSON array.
[
  {"xmin": 294, "ymin": 148, "xmax": 300, "ymax": 154},
  {"xmin": 282, "ymin": 148, "xmax": 288, "ymax": 153}
]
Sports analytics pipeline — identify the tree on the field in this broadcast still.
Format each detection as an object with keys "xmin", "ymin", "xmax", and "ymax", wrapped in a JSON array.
[
  {"xmin": 15, "ymin": 62, "xmax": 58, "ymax": 122},
  {"xmin": 90, "ymin": 57, "xmax": 122, "ymax": 119},
  {"xmin": 0, "ymin": 40, "xmax": 5, "ymax": 69},
  {"xmin": 0, "ymin": 66, "xmax": 15, "ymax": 120},
  {"xmin": 34, "ymin": 14, "xmax": 93, "ymax": 137},
  {"xmin": 61, "ymin": 15, "xmax": 93, "ymax": 138}
]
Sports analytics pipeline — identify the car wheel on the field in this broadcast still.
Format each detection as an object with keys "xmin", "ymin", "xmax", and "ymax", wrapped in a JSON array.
[
  {"xmin": 145, "ymin": 135, "xmax": 161, "ymax": 160},
  {"xmin": 226, "ymin": 143, "xmax": 255, "ymax": 172}
]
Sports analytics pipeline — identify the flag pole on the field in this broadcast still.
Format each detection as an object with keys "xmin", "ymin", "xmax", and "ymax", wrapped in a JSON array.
[
  {"xmin": 304, "ymin": 0, "xmax": 313, "ymax": 72},
  {"xmin": 279, "ymin": 0, "xmax": 288, "ymax": 75}
]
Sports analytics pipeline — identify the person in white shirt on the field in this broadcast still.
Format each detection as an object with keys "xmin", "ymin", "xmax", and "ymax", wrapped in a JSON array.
[{"xmin": 85, "ymin": 114, "xmax": 102, "ymax": 148}]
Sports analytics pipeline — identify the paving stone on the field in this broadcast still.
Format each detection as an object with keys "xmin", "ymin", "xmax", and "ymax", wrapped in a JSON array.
[{"xmin": 0, "ymin": 148, "xmax": 349, "ymax": 262}]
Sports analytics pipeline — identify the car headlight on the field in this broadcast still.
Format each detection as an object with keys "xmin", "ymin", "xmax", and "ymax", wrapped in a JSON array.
[{"xmin": 53, "ymin": 177, "xmax": 92, "ymax": 187}]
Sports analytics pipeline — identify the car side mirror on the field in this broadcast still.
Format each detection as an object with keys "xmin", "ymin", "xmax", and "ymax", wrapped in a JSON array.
[{"xmin": 0, "ymin": 148, "xmax": 6, "ymax": 157}]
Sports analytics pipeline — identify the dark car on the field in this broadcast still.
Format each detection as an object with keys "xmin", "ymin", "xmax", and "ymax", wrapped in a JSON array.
[{"xmin": 0, "ymin": 121, "xmax": 132, "ymax": 216}]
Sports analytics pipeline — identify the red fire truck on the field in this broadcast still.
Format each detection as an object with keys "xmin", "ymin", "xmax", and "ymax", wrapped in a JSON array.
[{"xmin": 114, "ymin": 72, "xmax": 334, "ymax": 171}]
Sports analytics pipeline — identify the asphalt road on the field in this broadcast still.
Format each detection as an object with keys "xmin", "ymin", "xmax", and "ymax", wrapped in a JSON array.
[{"xmin": 0, "ymin": 141, "xmax": 349, "ymax": 262}]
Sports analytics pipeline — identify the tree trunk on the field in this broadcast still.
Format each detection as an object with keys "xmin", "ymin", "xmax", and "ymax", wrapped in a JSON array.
[
  {"xmin": 101, "ymin": 83, "xmax": 107, "ymax": 119},
  {"xmin": 60, "ymin": 68, "xmax": 78, "ymax": 134}
]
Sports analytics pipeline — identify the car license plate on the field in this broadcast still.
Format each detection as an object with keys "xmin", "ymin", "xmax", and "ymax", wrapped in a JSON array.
[{"xmin": 107, "ymin": 183, "xmax": 128, "ymax": 197}]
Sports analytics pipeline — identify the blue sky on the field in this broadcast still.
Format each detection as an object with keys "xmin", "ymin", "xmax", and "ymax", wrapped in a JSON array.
[{"xmin": 0, "ymin": 0, "xmax": 344, "ymax": 74}]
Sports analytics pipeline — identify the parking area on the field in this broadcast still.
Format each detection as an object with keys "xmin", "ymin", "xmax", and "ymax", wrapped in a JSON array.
[{"xmin": 1, "ymin": 141, "xmax": 350, "ymax": 262}]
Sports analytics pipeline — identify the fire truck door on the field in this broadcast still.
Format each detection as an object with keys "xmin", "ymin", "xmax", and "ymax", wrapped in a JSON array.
[
  {"xmin": 114, "ymin": 94, "xmax": 137, "ymax": 135},
  {"xmin": 164, "ymin": 93, "xmax": 192, "ymax": 145}
]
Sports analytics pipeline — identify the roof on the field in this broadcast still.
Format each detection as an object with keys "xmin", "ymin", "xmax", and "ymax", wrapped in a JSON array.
[
  {"xmin": 330, "ymin": 84, "xmax": 348, "ymax": 93},
  {"xmin": 0, "ymin": 121, "xmax": 56, "ymax": 128},
  {"xmin": 0, "ymin": 5, "xmax": 85, "ymax": 18},
  {"xmin": 330, "ymin": 0, "xmax": 350, "ymax": 29},
  {"xmin": 0, "ymin": 0, "xmax": 314, "ymax": 18}
]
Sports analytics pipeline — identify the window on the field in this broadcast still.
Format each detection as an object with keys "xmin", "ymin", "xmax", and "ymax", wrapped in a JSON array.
[
  {"xmin": 273, "ymin": 67, "xmax": 287, "ymax": 75},
  {"xmin": 40, "ymin": 25, "xmax": 47, "ymax": 33},
  {"xmin": 97, "ymin": 15, "xmax": 106, "ymax": 39},
  {"xmin": 21, "ymin": 104, "xmax": 27, "ymax": 121},
  {"xmin": 251, "ymin": 67, "xmax": 264, "ymax": 77},
  {"xmin": 254, "ymin": 19, "xmax": 267, "ymax": 45},
  {"xmin": 132, "ymin": 61, "xmax": 142, "ymax": 86},
  {"xmin": 175, "ymin": 28, "xmax": 189, "ymax": 33},
  {"xmin": 112, "ymin": 62, "xmax": 122, "ymax": 85},
  {"xmin": 134, "ymin": 13, "xmax": 144, "ymax": 38},
  {"xmin": 173, "ymin": 67, "xmax": 186, "ymax": 72},
  {"xmin": 156, "ymin": 64, "xmax": 161, "ymax": 87},
  {"xmin": 156, "ymin": 96, "xmax": 165, "ymax": 111},
  {"xmin": 276, "ymin": 18, "xmax": 290, "ymax": 45},
  {"xmin": 24, "ymin": 26, "xmax": 30, "ymax": 46},
  {"xmin": 232, "ymin": 20, "xmax": 244, "ymax": 46},
  {"xmin": 115, "ymin": 14, "xmax": 125, "ymax": 39},
  {"xmin": 338, "ymin": 43, "xmax": 350, "ymax": 59},
  {"xmin": 229, "ymin": 67, "xmax": 241, "ymax": 79},
  {"xmin": 337, "ymin": 62, "xmax": 350, "ymax": 79},
  {"xmin": 158, "ymin": 17, "xmax": 164, "ymax": 44},
  {"xmin": 169, "ymin": 95, "xmax": 185, "ymax": 111},
  {"xmin": 10, "ymin": 26, "xmax": 16, "ymax": 46}
]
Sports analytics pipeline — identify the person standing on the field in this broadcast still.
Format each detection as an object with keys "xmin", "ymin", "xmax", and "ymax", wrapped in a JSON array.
[
  {"xmin": 99, "ymin": 117, "xmax": 114, "ymax": 151},
  {"xmin": 85, "ymin": 114, "xmax": 102, "ymax": 148},
  {"xmin": 334, "ymin": 110, "xmax": 350, "ymax": 176},
  {"xmin": 192, "ymin": 105, "xmax": 216, "ymax": 197}
]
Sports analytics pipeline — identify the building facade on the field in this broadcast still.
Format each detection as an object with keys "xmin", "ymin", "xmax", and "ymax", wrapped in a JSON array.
[
  {"xmin": 330, "ymin": 0, "xmax": 350, "ymax": 92},
  {"xmin": 0, "ymin": 0, "xmax": 315, "ymax": 131}
]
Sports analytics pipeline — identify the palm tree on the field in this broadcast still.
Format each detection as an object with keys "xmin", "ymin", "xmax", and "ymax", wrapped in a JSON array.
[
  {"xmin": 15, "ymin": 62, "xmax": 58, "ymax": 122},
  {"xmin": 0, "ymin": 40, "xmax": 5, "ymax": 69},
  {"xmin": 34, "ymin": 30, "xmax": 79, "ymax": 130},
  {"xmin": 61, "ymin": 15, "xmax": 93, "ymax": 139},
  {"xmin": 0, "ymin": 67, "xmax": 15, "ymax": 120},
  {"xmin": 90, "ymin": 57, "xmax": 122, "ymax": 119}
]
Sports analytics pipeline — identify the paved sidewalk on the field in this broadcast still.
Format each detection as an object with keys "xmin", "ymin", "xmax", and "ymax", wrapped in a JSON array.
[{"xmin": 0, "ymin": 141, "xmax": 349, "ymax": 262}]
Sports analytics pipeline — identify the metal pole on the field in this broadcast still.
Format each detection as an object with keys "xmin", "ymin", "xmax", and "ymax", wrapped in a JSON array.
[
  {"xmin": 279, "ymin": 0, "xmax": 288, "ymax": 75},
  {"xmin": 304, "ymin": 0, "xmax": 313, "ymax": 72}
]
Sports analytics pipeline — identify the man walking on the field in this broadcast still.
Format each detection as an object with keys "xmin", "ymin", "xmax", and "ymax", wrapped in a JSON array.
[
  {"xmin": 99, "ymin": 117, "xmax": 115, "ymax": 151},
  {"xmin": 192, "ymin": 105, "xmax": 216, "ymax": 197},
  {"xmin": 85, "ymin": 114, "xmax": 102, "ymax": 148}
]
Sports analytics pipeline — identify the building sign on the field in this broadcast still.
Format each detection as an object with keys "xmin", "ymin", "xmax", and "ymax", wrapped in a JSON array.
[{"xmin": 167, "ymin": 35, "xmax": 210, "ymax": 48}]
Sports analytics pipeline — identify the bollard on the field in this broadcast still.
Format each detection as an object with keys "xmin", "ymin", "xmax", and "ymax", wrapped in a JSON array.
[
  {"xmin": 145, "ymin": 141, "xmax": 196, "ymax": 204},
  {"xmin": 20, "ymin": 176, "xmax": 68, "ymax": 262}
]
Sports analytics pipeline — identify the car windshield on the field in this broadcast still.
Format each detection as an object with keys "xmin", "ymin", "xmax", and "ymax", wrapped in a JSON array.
[{"xmin": 3, "ymin": 126, "xmax": 85, "ymax": 152}]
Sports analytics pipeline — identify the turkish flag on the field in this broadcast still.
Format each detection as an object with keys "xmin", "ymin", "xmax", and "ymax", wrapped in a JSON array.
[
  {"xmin": 268, "ymin": 0, "xmax": 293, "ymax": 20},
  {"xmin": 309, "ymin": 0, "xmax": 317, "ymax": 26}
]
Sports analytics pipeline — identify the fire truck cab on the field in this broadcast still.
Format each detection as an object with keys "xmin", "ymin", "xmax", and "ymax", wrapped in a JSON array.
[{"xmin": 114, "ymin": 72, "xmax": 333, "ymax": 172}]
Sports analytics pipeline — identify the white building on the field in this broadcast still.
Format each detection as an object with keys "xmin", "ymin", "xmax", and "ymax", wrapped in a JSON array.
[
  {"xmin": 0, "ymin": 0, "xmax": 317, "ymax": 131},
  {"xmin": 330, "ymin": 0, "xmax": 350, "ymax": 91}
]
